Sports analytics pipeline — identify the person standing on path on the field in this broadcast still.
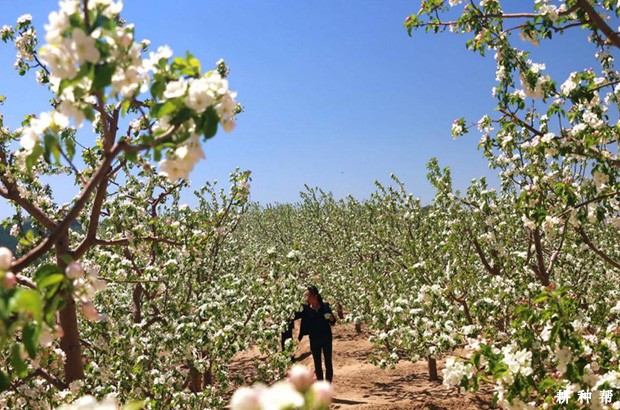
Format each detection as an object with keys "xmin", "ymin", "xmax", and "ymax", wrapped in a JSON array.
[{"xmin": 295, "ymin": 285, "xmax": 336, "ymax": 382}]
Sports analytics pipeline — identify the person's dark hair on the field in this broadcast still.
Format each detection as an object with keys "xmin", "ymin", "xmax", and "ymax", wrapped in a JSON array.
[{"xmin": 307, "ymin": 285, "xmax": 324, "ymax": 305}]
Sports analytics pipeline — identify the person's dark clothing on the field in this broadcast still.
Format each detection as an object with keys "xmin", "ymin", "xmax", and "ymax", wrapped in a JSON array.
[
  {"xmin": 281, "ymin": 319, "xmax": 295, "ymax": 351},
  {"xmin": 295, "ymin": 303, "xmax": 336, "ymax": 382},
  {"xmin": 310, "ymin": 337, "xmax": 333, "ymax": 381}
]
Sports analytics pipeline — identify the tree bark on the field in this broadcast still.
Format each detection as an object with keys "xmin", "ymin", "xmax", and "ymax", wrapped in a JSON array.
[
  {"xmin": 428, "ymin": 356, "xmax": 438, "ymax": 381},
  {"xmin": 189, "ymin": 366, "xmax": 202, "ymax": 393},
  {"xmin": 57, "ymin": 240, "xmax": 85, "ymax": 383},
  {"xmin": 336, "ymin": 303, "xmax": 344, "ymax": 320},
  {"xmin": 202, "ymin": 365, "xmax": 213, "ymax": 389},
  {"xmin": 59, "ymin": 299, "xmax": 85, "ymax": 383},
  {"xmin": 132, "ymin": 284, "xmax": 143, "ymax": 324}
]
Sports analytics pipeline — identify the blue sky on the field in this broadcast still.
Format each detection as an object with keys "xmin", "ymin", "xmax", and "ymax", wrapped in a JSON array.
[{"xmin": 0, "ymin": 1, "xmax": 597, "ymax": 215}]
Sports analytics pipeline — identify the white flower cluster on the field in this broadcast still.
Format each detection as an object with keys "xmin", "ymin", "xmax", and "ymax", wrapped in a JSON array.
[
  {"xmin": 500, "ymin": 345, "xmax": 534, "ymax": 383},
  {"xmin": 451, "ymin": 123, "xmax": 463, "ymax": 138},
  {"xmin": 156, "ymin": 65, "xmax": 239, "ymax": 182},
  {"xmin": 180, "ymin": 70, "xmax": 237, "ymax": 124},
  {"xmin": 19, "ymin": 111, "xmax": 69, "ymax": 154},
  {"xmin": 561, "ymin": 72, "xmax": 578, "ymax": 96},
  {"xmin": 519, "ymin": 64, "xmax": 550, "ymax": 99},
  {"xmin": 14, "ymin": 25, "xmax": 36, "ymax": 65},
  {"xmin": 287, "ymin": 249, "xmax": 302, "ymax": 260},
  {"xmin": 537, "ymin": 2, "xmax": 560, "ymax": 23},
  {"xmin": 68, "ymin": 262, "xmax": 107, "ymax": 322},
  {"xmin": 56, "ymin": 395, "xmax": 119, "ymax": 410},
  {"xmin": 158, "ymin": 133, "xmax": 205, "ymax": 181},
  {"xmin": 442, "ymin": 356, "xmax": 473, "ymax": 387},
  {"xmin": 40, "ymin": 13, "xmax": 104, "ymax": 80},
  {"xmin": 230, "ymin": 365, "xmax": 332, "ymax": 410}
]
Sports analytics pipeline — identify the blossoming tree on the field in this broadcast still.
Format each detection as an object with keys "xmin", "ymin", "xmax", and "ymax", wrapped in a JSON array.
[{"xmin": 0, "ymin": 0, "xmax": 239, "ymax": 405}]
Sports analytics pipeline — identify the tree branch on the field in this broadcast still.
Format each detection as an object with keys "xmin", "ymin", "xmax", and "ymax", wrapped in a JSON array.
[
  {"xmin": 10, "ymin": 144, "xmax": 124, "ymax": 274},
  {"xmin": 576, "ymin": 0, "xmax": 620, "ymax": 49},
  {"xmin": 577, "ymin": 227, "xmax": 620, "ymax": 270},
  {"xmin": 531, "ymin": 228, "xmax": 550, "ymax": 285},
  {"xmin": 467, "ymin": 232, "xmax": 501, "ymax": 276}
]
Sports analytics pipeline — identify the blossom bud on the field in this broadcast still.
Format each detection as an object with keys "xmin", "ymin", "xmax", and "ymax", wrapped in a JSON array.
[
  {"xmin": 39, "ymin": 327, "xmax": 53, "ymax": 347},
  {"xmin": 0, "ymin": 247, "xmax": 13, "ymax": 271},
  {"xmin": 288, "ymin": 365, "xmax": 314, "ymax": 393},
  {"xmin": 3, "ymin": 271, "xmax": 16, "ymax": 289},
  {"xmin": 222, "ymin": 118, "xmax": 235, "ymax": 132},
  {"xmin": 65, "ymin": 262, "xmax": 85, "ymax": 279},
  {"xmin": 230, "ymin": 386, "xmax": 260, "ymax": 410},
  {"xmin": 81, "ymin": 302, "xmax": 99, "ymax": 322},
  {"xmin": 311, "ymin": 381, "xmax": 332, "ymax": 407}
]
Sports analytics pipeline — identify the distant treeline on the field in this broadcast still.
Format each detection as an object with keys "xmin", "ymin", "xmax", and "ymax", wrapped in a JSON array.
[
  {"xmin": 0, "ymin": 219, "xmax": 82, "ymax": 254},
  {"xmin": 0, "ymin": 225, "xmax": 17, "ymax": 252}
]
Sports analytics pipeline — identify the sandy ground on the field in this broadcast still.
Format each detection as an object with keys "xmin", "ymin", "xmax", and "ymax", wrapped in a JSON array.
[{"xmin": 230, "ymin": 323, "xmax": 494, "ymax": 409}]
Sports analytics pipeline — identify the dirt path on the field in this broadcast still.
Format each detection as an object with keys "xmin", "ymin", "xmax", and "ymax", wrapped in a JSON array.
[{"xmin": 231, "ymin": 323, "xmax": 494, "ymax": 409}]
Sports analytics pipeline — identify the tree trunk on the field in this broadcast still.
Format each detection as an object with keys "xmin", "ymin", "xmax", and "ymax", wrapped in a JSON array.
[
  {"xmin": 428, "ymin": 356, "xmax": 438, "ymax": 381},
  {"xmin": 59, "ymin": 299, "xmax": 85, "ymax": 383},
  {"xmin": 132, "ymin": 284, "xmax": 143, "ymax": 324},
  {"xmin": 57, "ymin": 241, "xmax": 85, "ymax": 383},
  {"xmin": 202, "ymin": 365, "xmax": 213, "ymax": 389},
  {"xmin": 355, "ymin": 323, "xmax": 362, "ymax": 333},
  {"xmin": 336, "ymin": 303, "xmax": 344, "ymax": 319},
  {"xmin": 189, "ymin": 366, "xmax": 202, "ymax": 393}
]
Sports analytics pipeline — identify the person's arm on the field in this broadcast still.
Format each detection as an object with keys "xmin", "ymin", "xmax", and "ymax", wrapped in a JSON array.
[
  {"xmin": 294, "ymin": 306, "xmax": 304, "ymax": 320},
  {"xmin": 325, "ymin": 303, "xmax": 337, "ymax": 325}
]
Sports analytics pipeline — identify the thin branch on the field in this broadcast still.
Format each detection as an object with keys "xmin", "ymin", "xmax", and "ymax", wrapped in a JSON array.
[
  {"xmin": 0, "ymin": 149, "xmax": 58, "ymax": 231},
  {"xmin": 557, "ymin": 191, "xmax": 620, "ymax": 217},
  {"xmin": 577, "ymin": 227, "xmax": 620, "ymax": 270},
  {"xmin": 531, "ymin": 228, "xmax": 550, "ymax": 285},
  {"xmin": 10, "ymin": 144, "xmax": 124, "ymax": 274},
  {"xmin": 546, "ymin": 218, "xmax": 569, "ymax": 275},
  {"xmin": 467, "ymin": 233, "xmax": 501, "ymax": 276}
]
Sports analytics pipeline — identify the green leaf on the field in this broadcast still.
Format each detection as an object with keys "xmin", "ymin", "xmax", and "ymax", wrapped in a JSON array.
[
  {"xmin": 0, "ymin": 371, "xmax": 9, "ymax": 391},
  {"xmin": 44, "ymin": 297, "xmax": 66, "ymax": 325},
  {"xmin": 11, "ymin": 344, "xmax": 27, "ymax": 377},
  {"xmin": 34, "ymin": 264, "xmax": 63, "ymax": 284},
  {"xmin": 37, "ymin": 274, "xmax": 65, "ymax": 290},
  {"xmin": 0, "ymin": 297, "xmax": 7, "ymax": 321},
  {"xmin": 65, "ymin": 137, "xmax": 76, "ymax": 161},
  {"xmin": 43, "ymin": 134, "xmax": 61, "ymax": 164},
  {"xmin": 150, "ymin": 80, "xmax": 165, "ymax": 98},
  {"xmin": 200, "ymin": 107, "xmax": 219, "ymax": 140},
  {"xmin": 93, "ymin": 63, "xmax": 116, "ymax": 91},
  {"xmin": 121, "ymin": 99, "xmax": 132, "ymax": 116},
  {"xmin": 532, "ymin": 293, "xmax": 549, "ymax": 304},
  {"xmin": 491, "ymin": 362, "xmax": 509, "ymax": 381},
  {"xmin": 150, "ymin": 101, "xmax": 178, "ymax": 120},
  {"xmin": 25, "ymin": 144, "xmax": 44, "ymax": 172},
  {"xmin": 122, "ymin": 401, "xmax": 145, "ymax": 410},
  {"xmin": 9, "ymin": 289, "xmax": 42, "ymax": 322},
  {"xmin": 170, "ymin": 107, "xmax": 192, "ymax": 126},
  {"xmin": 22, "ymin": 323, "xmax": 38, "ymax": 358},
  {"xmin": 539, "ymin": 377, "xmax": 556, "ymax": 390},
  {"xmin": 187, "ymin": 52, "xmax": 201, "ymax": 74},
  {"xmin": 124, "ymin": 150, "xmax": 138, "ymax": 162}
]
